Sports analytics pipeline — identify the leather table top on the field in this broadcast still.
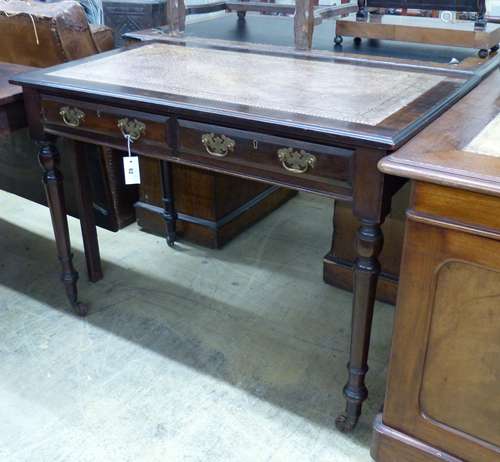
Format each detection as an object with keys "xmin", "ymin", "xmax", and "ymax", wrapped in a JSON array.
[{"xmin": 48, "ymin": 42, "xmax": 450, "ymax": 126}]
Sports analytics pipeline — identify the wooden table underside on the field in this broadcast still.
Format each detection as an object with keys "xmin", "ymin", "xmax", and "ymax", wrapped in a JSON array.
[{"xmin": 12, "ymin": 41, "xmax": 496, "ymax": 433}]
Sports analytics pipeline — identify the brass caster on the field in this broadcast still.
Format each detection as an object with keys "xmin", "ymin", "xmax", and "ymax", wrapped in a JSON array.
[
  {"xmin": 74, "ymin": 301, "xmax": 89, "ymax": 317},
  {"xmin": 335, "ymin": 413, "xmax": 358, "ymax": 433}
]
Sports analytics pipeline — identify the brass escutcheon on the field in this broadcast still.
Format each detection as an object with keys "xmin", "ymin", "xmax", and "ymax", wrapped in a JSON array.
[
  {"xmin": 201, "ymin": 133, "xmax": 236, "ymax": 157},
  {"xmin": 59, "ymin": 106, "xmax": 85, "ymax": 128},
  {"xmin": 277, "ymin": 148, "xmax": 316, "ymax": 174},
  {"xmin": 117, "ymin": 118, "xmax": 146, "ymax": 141}
]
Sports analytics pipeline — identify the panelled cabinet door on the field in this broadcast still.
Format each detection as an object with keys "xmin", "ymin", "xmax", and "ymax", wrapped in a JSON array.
[{"xmin": 383, "ymin": 184, "xmax": 500, "ymax": 462}]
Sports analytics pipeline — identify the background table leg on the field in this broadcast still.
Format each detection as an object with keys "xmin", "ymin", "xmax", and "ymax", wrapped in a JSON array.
[
  {"xmin": 356, "ymin": 0, "xmax": 367, "ymax": 19},
  {"xmin": 71, "ymin": 142, "xmax": 103, "ymax": 283},
  {"xmin": 336, "ymin": 219, "xmax": 383, "ymax": 432},
  {"xmin": 160, "ymin": 160, "xmax": 177, "ymax": 247},
  {"xmin": 294, "ymin": 0, "xmax": 315, "ymax": 50},
  {"xmin": 38, "ymin": 138, "xmax": 88, "ymax": 316}
]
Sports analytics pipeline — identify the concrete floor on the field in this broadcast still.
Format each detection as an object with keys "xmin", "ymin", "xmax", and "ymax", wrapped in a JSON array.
[{"xmin": 0, "ymin": 189, "xmax": 393, "ymax": 461}]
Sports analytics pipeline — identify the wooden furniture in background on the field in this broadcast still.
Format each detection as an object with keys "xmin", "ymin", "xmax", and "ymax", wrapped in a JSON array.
[
  {"xmin": 0, "ymin": 2, "xmax": 136, "ymax": 232},
  {"xmin": 102, "ymin": 0, "xmax": 168, "ymax": 46},
  {"xmin": 335, "ymin": 14, "xmax": 500, "ymax": 58},
  {"xmin": 13, "ymin": 41, "xmax": 496, "ymax": 431},
  {"xmin": 372, "ymin": 68, "xmax": 500, "ymax": 462},
  {"xmin": 0, "ymin": 63, "xmax": 27, "ymax": 134},
  {"xmin": 165, "ymin": 0, "xmax": 357, "ymax": 50},
  {"xmin": 137, "ymin": 158, "xmax": 296, "ymax": 248},
  {"xmin": 0, "ymin": 0, "xmax": 114, "ymax": 66},
  {"xmin": 355, "ymin": 0, "xmax": 487, "ymax": 25}
]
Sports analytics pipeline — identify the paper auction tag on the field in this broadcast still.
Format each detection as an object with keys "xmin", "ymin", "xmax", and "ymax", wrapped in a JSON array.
[
  {"xmin": 122, "ymin": 133, "xmax": 140, "ymax": 185},
  {"xmin": 123, "ymin": 156, "xmax": 140, "ymax": 185}
]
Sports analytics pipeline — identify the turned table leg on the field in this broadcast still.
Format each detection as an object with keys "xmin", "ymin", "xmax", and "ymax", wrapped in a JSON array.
[
  {"xmin": 38, "ymin": 138, "xmax": 88, "ymax": 316},
  {"xmin": 475, "ymin": 0, "xmax": 486, "ymax": 29},
  {"xmin": 336, "ymin": 219, "xmax": 383, "ymax": 432},
  {"xmin": 160, "ymin": 160, "xmax": 177, "ymax": 247},
  {"xmin": 294, "ymin": 0, "xmax": 315, "ymax": 51}
]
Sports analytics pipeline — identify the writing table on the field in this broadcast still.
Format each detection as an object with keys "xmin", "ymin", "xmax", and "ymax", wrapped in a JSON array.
[
  {"xmin": 373, "ymin": 68, "xmax": 500, "ymax": 462},
  {"xmin": 11, "ymin": 41, "xmax": 498, "ymax": 432}
]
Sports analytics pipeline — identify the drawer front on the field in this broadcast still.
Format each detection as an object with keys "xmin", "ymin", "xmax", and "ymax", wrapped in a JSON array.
[
  {"xmin": 41, "ymin": 97, "xmax": 170, "ymax": 151},
  {"xmin": 177, "ymin": 120, "xmax": 353, "ymax": 196}
]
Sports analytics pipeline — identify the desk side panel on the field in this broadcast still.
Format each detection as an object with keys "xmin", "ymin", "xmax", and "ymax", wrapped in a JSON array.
[{"xmin": 383, "ymin": 181, "xmax": 500, "ymax": 462}]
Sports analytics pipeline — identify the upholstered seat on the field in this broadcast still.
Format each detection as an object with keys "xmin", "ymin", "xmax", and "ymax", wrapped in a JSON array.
[{"xmin": 0, "ymin": 0, "xmax": 114, "ymax": 65}]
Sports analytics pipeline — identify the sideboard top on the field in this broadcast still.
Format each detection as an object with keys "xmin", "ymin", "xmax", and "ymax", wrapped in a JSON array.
[{"xmin": 379, "ymin": 69, "xmax": 500, "ymax": 197}]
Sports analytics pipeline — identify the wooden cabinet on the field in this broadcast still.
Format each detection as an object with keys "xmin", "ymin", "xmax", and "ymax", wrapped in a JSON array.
[
  {"xmin": 373, "ymin": 69, "xmax": 500, "ymax": 462},
  {"xmin": 373, "ymin": 182, "xmax": 500, "ymax": 462},
  {"xmin": 136, "ymin": 158, "xmax": 296, "ymax": 248}
]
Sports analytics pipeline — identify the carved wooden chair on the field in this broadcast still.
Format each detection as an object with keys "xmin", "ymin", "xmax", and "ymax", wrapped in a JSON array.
[{"xmin": 166, "ymin": 0, "xmax": 357, "ymax": 50}]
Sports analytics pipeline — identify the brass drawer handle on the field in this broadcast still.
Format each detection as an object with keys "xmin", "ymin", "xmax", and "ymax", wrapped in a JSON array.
[
  {"xmin": 117, "ymin": 118, "xmax": 146, "ymax": 141},
  {"xmin": 201, "ymin": 133, "xmax": 235, "ymax": 157},
  {"xmin": 59, "ymin": 106, "xmax": 85, "ymax": 127},
  {"xmin": 277, "ymin": 148, "xmax": 316, "ymax": 174}
]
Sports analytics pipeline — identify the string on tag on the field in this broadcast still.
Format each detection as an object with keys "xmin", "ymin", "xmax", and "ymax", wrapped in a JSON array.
[
  {"xmin": 122, "ymin": 133, "xmax": 140, "ymax": 185},
  {"xmin": 125, "ymin": 133, "xmax": 133, "ymax": 157}
]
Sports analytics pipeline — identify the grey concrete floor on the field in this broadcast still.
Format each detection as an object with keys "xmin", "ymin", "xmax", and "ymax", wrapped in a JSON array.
[{"xmin": 0, "ymin": 189, "xmax": 393, "ymax": 461}]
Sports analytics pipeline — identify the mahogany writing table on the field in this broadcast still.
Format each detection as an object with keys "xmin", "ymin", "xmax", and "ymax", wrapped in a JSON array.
[{"xmin": 11, "ymin": 41, "xmax": 498, "ymax": 432}]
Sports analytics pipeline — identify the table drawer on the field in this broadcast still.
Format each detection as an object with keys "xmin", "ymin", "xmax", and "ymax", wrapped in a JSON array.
[
  {"xmin": 41, "ymin": 98, "xmax": 170, "ymax": 151},
  {"xmin": 177, "ymin": 120, "xmax": 353, "ymax": 195}
]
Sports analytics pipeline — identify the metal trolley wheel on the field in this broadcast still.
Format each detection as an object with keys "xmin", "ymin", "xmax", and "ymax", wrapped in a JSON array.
[{"xmin": 478, "ymin": 48, "xmax": 489, "ymax": 59}]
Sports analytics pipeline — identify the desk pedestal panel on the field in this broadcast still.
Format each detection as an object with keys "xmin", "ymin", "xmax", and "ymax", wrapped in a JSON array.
[{"xmin": 372, "ymin": 181, "xmax": 500, "ymax": 462}]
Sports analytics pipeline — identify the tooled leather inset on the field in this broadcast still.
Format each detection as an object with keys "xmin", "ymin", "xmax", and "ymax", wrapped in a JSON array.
[
  {"xmin": 464, "ymin": 113, "xmax": 500, "ymax": 157},
  {"xmin": 49, "ymin": 43, "xmax": 453, "ymax": 126}
]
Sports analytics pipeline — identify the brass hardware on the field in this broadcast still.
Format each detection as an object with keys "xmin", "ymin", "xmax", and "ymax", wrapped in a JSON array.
[
  {"xmin": 277, "ymin": 148, "xmax": 316, "ymax": 174},
  {"xmin": 117, "ymin": 118, "xmax": 146, "ymax": 141},
  {"xmin": 59, "ymin": 106, "xmax": 85, "ymax": 127},
  {"xmin": 201, "ymin": 133, "xmax": 235, "ymax": 157}
]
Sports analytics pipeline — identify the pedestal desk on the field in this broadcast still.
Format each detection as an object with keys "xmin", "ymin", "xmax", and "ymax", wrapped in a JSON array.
[
  {"xmin": 373, "ymin": 69, "xmax": 500, "ymax": 460},
  {"xmin": 11, "ymin": 41, "xmax": 498, "ymax": 431}
]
